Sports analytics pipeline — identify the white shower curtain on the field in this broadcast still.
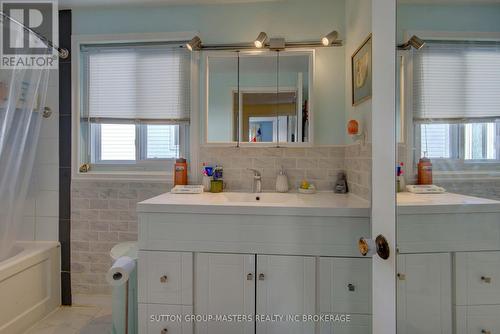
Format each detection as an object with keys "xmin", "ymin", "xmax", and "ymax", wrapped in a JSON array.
[{"xmin": 0, "ymin": 19, "xmax": 50, "ymax": 261}]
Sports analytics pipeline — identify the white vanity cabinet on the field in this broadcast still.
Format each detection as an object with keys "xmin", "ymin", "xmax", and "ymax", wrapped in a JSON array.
[{"xmin": 136, "ymin": 192, "xmax": 372, "ymax": 334}]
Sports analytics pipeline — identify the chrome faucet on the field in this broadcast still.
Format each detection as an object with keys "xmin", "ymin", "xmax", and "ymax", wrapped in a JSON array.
[{"xmin": 247, "ymin": 169, "xmax": 262, "ymax": 193}]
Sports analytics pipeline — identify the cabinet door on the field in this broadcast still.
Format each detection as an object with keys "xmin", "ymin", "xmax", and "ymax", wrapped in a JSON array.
[
  {"xmin": 195, "ymin": 253, "xmax": 255, "ymax": 334},
  {"xmin": 319, "ymin": 257, "xmax": 372, "ymax": 315},
  {"xmin": 139, "ymin": 304, "xmax": 193, "ymax": 334},
  {"xmin": 138, "ymin": 251, "xmax": 193, "ymax": 305},
  {"xmin": 397, "ymin": 253, "xmax": 452, "ymax": 334},
  {"xmin": 455, "ymin": 251, "xmax": 500, "ymax": 306},
  {"xmin": 256, "ymin": 255, "xmax": 316, "ymax": 334}
]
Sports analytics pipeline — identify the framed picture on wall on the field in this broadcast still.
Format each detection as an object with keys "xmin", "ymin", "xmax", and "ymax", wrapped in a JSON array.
[{"xmin": 351, "ymin": 34, "xmax": 372, "ymax": 106}]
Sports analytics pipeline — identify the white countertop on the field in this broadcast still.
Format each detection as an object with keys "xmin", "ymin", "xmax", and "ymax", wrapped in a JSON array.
[
  {"xmin": 137, "ymin": 191, "xmax": 371, "ymax": 217},
  {"xmin": 397, "ymin": 192, "xmax": 500, "ymax": 214},
  {"xmin": 137, "ymin": 191, "xmax": 500, "ymax": 217}
]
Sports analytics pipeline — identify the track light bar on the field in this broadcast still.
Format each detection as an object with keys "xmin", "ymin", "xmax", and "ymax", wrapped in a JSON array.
[{"xmin": 185, "ymin": 30, "xmax": 342, "ymax": 52}]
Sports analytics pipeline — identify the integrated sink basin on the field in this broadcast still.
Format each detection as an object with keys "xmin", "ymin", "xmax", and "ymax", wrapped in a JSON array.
[{"xmin": 222, "ymin": 192, "xmax": 294, "ymax": 204}]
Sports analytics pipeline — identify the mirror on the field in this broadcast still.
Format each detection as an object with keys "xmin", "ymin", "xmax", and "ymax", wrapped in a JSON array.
[{"xmin": 206, "ymin": 50, "xmax": 313, "ymax": 145}]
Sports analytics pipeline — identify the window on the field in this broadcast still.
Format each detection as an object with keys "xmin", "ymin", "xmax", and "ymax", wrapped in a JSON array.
[
  {"xmin": 413, "ymin": 41, "xmax": 500, "ymax": 167},
  {"xmin": 80, "ymin": 42, "xmax": 191, "ymax": 171},
  {"xmin": 416, "ymin": 121, "xmax": 499, "ymax": 161}
]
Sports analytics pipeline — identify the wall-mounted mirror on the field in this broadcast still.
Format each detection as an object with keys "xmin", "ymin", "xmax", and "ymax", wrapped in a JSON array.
[{"xmin": 205, "ymin": 50, "xmax": 313, "ymax": 145}]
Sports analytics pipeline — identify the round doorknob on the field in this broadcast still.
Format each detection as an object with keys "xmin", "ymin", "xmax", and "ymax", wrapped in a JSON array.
[{"xmin": 358, "ymin": 235, "xmax": 390, "ymax": 260}]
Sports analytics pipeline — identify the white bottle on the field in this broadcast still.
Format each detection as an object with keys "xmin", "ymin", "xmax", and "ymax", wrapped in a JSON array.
[{"xmin": 275, "ymin": 167, "xmax": 289, "ymax": 193}]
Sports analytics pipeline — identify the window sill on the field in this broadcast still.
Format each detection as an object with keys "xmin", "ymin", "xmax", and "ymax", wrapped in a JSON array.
[{"xmin": 73, "ymin": 170, "xmax": 174, "ymax": 183}]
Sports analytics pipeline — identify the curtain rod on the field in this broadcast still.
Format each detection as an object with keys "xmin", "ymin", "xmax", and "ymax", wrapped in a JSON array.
[{"xmin": 0, "ymin": 11, "xmax": 69, "ymax": 59}]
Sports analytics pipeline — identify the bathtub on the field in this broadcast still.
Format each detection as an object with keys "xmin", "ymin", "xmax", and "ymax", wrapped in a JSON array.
[{"xmin": 0, "ymin": 241, "xmax": 61, "ymax": 334}]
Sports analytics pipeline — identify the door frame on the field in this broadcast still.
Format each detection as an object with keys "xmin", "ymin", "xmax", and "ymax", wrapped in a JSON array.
[{"xmin": 371, "ymin": 1, "xmax": 397, "ymax": 334}]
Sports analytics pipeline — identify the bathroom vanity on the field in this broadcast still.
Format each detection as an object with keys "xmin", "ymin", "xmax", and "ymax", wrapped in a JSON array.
[
  {"xmin": 136, "ymin": 192, "xmax": 500, "ymax": 334},
  {"xmin": 137, "ymin": 192, "xmax": 372, "ymax": 334},
  {"xmin": 396, "ymin": 193, "xmax": 500, "ymax": 334}
]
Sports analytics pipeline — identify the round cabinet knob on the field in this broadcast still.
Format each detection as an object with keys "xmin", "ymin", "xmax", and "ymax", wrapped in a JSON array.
[
  {"xmin": 247, "ymin": 273, "xmax": 254, "ymax": 281},
  {"xmin": 259, "ymin": 273, "xmax": 265, "ymax": 281},
  {"xmin": 481, "ymin": 330, "xmax": 491, "ymax": 334},
  {"xmin": 347, "ymin": 283, "xmax": 356, "ymax": 292},
  {"xmin": 160, "ymin": 275, "xmax": 168, "ymax": 283},
  {"xmin": 161, "ymin": 328, "xmax": 168, "ymax": 334},
  {"xmin": 481, "ymin": 276, "xmax": 492, "ymax": 283}
]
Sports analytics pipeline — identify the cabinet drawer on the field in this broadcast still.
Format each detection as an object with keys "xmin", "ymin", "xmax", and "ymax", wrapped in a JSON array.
[
  {"xmin": 138, "ymin": 251, "xmax": 193, "ymax": 305},
  {"xmin": 456, "ymin": 305, "xmax": 500, "ymax": 334},
  {"xmin": 139, "ymin": 303, "xmax": 193, "ymax": 334},
  {"xmin": 319, "ymin": 258, "xmax": 371, "ymax": 314},
  {"xmin": 456, "ymin": 252, "xmax": 500, "ymax": 306},
  {"xmin": 319, "ymin": 314, "xmax": 371, "ymax": 334}
]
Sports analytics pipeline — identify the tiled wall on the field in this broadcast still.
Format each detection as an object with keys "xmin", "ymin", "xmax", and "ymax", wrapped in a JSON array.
[
  {"xmin": 71, "ymin": 180, "xmax": 171, "ymax": 294},
  {"xmin": 199, "ymin": 146, "xmax": 347, "ymax": 192},
  {"xmin": 344, "ymin": 142, "xmax": 372, "ymax": 201},
  {"xmin": 20, "ymin": 71, "xmax": 59, "ymax": 241}
]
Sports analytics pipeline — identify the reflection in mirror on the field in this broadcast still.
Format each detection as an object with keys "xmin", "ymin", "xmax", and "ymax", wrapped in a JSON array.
[
  {"xmin": 396, "ymin": 1, "xmax": 500, "ymax": 334},
  {"xmin": 206, "ymin": 53, "xmax": 239, "ymax": 143},
  {"xmin": 206, "ymin": 50, "xmax": 312, "ymax": 144}
]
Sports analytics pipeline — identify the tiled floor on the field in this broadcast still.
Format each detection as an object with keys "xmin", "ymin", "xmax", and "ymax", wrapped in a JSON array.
[{"xmin": 24, "ymin": 297, "xmax": 113, "ymax": 334}]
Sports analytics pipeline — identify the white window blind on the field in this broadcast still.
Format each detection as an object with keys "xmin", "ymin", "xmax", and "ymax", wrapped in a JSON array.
[
  {"xmin": 413, "ymin": 41, "xmax": 500, "ymax": 120},
  {"xmin": 82, "ymin": 43, "xmax": 191, "ymax": 121}
]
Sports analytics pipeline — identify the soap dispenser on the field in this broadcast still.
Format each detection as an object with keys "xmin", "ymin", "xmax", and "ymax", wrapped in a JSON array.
[{"xmin": 276, "ymin": 167, "xmax": 289, "ymax": 193}]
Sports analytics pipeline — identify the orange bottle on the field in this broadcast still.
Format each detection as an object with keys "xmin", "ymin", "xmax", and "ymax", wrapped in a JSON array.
[
  {"xmin": 417, "ymin": 157, "xmax": 433, "ymax": 185},
  {"xmin": 174, "ymin": 158, "xmax": 188, "ymax": 186}
]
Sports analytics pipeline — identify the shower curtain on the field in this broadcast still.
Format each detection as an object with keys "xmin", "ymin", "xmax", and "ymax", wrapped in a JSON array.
[{"xmin": 0, "ymin": 19, "xmax": 50, "ymax": 261}]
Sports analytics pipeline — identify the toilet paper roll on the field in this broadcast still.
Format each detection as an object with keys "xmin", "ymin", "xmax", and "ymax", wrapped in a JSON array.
[{"xmin": 106, "ymin": 256, "xmax": 136, "ymax": 287}]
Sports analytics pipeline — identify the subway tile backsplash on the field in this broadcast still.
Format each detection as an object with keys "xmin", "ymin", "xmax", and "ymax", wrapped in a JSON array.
[{"xmin": 71, "ymin": 144, "xmax": 372, "ymax": 294}]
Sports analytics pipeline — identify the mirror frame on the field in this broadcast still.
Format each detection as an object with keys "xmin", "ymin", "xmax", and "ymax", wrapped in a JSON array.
[{"xmin": 203, "ymin": 49, "xmax": 315, "ymax": 147}]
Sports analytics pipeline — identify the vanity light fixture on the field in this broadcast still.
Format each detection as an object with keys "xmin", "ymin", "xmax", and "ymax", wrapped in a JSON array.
[
  {"xmin": 254, "ymin": 32, "xmax": 268, "ymax": 48},
  {"xmin": 186, "ymin": 36, "xmax": 202, "ymax": 51},
  {"xmin": 185, "ymin": 30, "xmax": 343, "ymax": 51},
  {"xmin": 321, "ymin": 30, "xmax": 339, "ymax": 46},
  {"xmin": 398, "ymin": 35, "xmax": 425, "ymax": 50}
]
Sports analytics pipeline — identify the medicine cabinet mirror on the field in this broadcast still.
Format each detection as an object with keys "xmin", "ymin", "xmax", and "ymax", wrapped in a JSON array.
[{"xmin": 205, "ymin": 50, "xmax": 313, "ymax": 146}]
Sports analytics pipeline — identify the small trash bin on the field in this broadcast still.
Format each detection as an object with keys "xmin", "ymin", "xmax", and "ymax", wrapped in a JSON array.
[{"xmin": 109, "ymin": 242, "xmax": 138, "ymax": 334}]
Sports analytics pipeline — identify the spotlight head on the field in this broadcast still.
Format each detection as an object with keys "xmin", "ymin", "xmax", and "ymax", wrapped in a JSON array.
[
  {"xmin": 398, "ymin": 35, "xmax": 425, "ymax": 50},
  {"xmin": 254, "ymin": 32, "xmax": 268, "ymax": 48},
  {"xmin": 321, "ymin": 30, "xmax": 339, "ymax": 46},
  {"xmin": 186, "ymin": 36, "xmax": 202, "ymax": 51},
  {"xmin": 409, "ymin": 35, "xmax": 425, "ymax": 50}
]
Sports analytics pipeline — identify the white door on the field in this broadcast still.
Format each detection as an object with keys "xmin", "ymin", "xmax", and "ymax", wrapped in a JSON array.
[
  {"xmin": 256, "ymin": 255, "xmax": 316, "ymax": 334},
  {"xmin": 371, "ymin": 0, "xmax": 397, "ymax": 333},
  {"xmin": 195, "ymin": 253, "xmax": 255, "ymax": 334}
]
